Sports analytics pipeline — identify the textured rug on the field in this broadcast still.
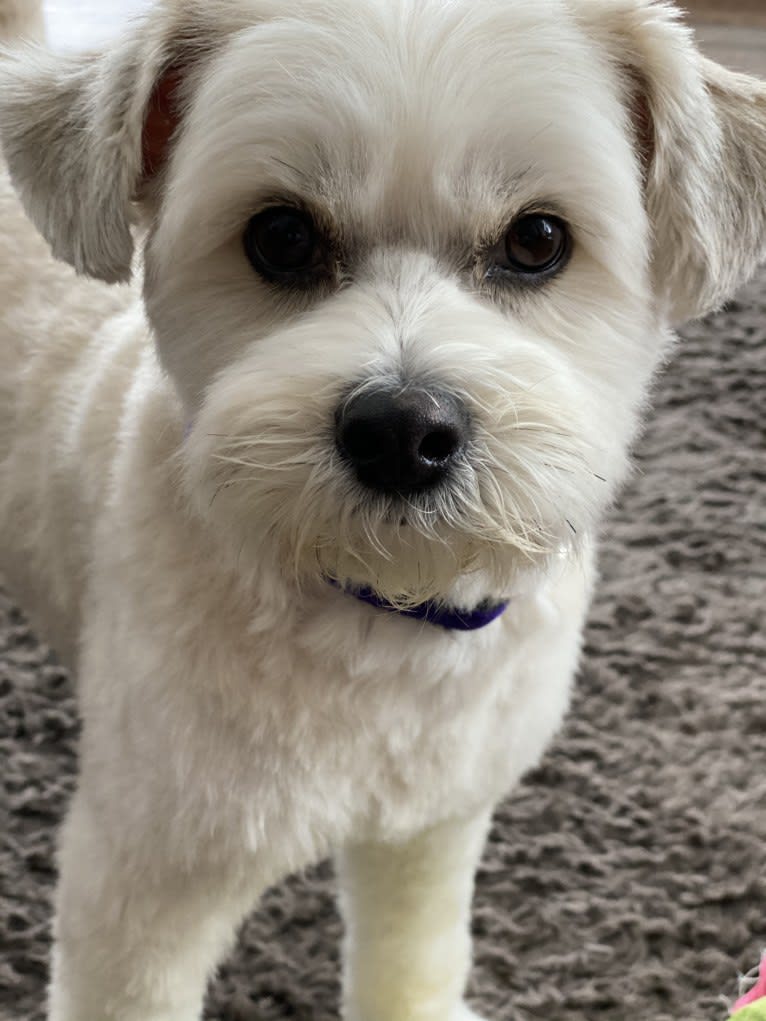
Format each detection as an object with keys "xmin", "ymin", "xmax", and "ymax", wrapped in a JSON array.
[{"xmin": 1, "ymin": 268, "xmax": 765, "ymax": 1021}]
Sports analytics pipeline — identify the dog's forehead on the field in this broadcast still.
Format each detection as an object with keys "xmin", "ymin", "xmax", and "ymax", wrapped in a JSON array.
[{"xmin": 168, "ymin": 0, "xmax": 640, "ymax": 257}]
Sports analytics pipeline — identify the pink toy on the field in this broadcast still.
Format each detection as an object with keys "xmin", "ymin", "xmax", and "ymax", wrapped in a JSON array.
[{"xmin": 732, "ymin": 955, "xmax": 766, "ymax": 1018}]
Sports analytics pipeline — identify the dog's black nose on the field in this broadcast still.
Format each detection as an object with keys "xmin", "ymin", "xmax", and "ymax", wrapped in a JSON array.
[{"xmin": 335, "ymin": 387, "xmax": 469, "ymax": 494}]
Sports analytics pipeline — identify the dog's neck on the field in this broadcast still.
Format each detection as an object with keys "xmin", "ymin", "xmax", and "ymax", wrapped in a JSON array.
[{"xmin": 331, "ymin": 582, "xmax": 509, "ymax": 631}]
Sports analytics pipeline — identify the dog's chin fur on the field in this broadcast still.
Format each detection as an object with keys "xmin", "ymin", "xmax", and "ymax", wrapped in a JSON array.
[{"xmin": 1, "ymin": 0, "xmax": 766, "ymax": 1019}]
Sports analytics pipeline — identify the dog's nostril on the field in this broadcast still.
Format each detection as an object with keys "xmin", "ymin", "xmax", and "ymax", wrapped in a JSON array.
[
  {"xmin": 418, "ymin": 427, "xmax": 460, "ymax": 465},
  {"xmin": 335, "ymin": 387, "xmax": 469, "ymax": 495}
]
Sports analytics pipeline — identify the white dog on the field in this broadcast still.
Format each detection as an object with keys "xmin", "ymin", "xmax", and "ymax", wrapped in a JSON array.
[{"xmin": 0, "ymin": 0, "xmax": 764, "ymax": 1018}]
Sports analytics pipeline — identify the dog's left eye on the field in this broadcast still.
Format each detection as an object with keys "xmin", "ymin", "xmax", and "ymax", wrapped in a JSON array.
[
  {"xmin": 244, "ymin": 206, "xmax": 322, "ymax": 280},
  {"xmin": 488, "ymin": 213, "xmax": 570, "ymax": 279}
]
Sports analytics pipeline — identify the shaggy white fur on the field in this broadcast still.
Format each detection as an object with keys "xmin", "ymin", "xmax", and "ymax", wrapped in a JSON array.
[{"xmin": 0, "ymin": 1, "xmax": 764, "ymax": 1019}]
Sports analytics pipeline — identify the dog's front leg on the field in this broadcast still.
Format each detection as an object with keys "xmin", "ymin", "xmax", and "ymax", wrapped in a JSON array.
[
  {"xmin": 338, "ymin": 809, "xmax": 492, "ymax": 1021},
  {"xmin": 48, "ymin": 788, "xmax": 257, "ymax": 1021}
]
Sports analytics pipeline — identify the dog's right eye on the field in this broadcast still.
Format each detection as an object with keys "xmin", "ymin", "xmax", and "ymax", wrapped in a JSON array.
[{"xmin": 244, "ymin": 207, "xmax": 322, "ymax": 281}]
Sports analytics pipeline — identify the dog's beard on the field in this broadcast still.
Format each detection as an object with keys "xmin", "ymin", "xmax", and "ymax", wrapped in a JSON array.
[{"xmin": 184, "ymin": 387, "xmax": 601, "ymax": 608}]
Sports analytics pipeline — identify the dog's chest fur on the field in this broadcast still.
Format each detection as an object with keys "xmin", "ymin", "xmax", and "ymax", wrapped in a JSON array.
[{"xmin": 74, "ymin": 387, "xmax": 589, "ymax": 870}]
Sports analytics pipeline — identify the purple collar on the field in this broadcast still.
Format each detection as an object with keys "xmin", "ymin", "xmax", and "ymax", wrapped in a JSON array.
[{"xmin": 331, "ymin": 582, "xmax": 509, "ymax": 631}]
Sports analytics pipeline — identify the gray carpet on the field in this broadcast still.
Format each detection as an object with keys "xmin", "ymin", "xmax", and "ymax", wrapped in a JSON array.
[{"xmin": 1, "ymin": 269, "xmax": 765, "ymax": 1021}]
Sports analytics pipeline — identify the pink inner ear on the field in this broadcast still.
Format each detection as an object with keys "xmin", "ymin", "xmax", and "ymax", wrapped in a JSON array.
[{"xmin": 142, "ymin": 67, "xmax": 184, "ymax": 180}]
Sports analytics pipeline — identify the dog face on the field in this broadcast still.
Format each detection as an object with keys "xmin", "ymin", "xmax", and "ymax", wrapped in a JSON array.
[
  {"xmin": 147, "ymin": 0, "xmax": 655, "ymax": 604},
  {"xmin": 2, "ymin": 0, "xmax": 766, "ymax": 605}
]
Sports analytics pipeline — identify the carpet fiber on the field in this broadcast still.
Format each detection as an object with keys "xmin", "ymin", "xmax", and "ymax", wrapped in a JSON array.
[{"xmin": 1, "ymin": 270, "xmax": 765, "ymax": 1021}]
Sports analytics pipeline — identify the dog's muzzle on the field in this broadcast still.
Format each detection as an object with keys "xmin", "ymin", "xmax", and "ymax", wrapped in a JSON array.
[{"xmin": 335, "ymin": 386, "xmax": 469, "ymax": 495}]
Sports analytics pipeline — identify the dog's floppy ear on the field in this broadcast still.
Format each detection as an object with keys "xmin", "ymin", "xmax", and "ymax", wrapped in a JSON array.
[
  {"xmin": 0, "ymin": 3, "xmax": 240, "ymax": 283},
  {"xmin": 579, "ymin": 0, "xmax": 766, "ymax": 323}
]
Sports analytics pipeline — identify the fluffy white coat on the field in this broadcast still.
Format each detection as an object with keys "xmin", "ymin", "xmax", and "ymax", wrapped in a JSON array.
[{"xmin": 0, "ymin": 1, "xmax": 765, "ymax": 1019}]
